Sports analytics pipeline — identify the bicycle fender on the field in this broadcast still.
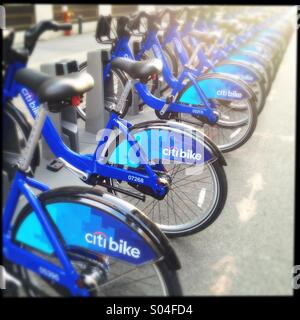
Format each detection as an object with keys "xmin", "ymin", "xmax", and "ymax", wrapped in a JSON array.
[
  {"xmin": 213, "ymin": 60, "xmax": 261, "ymax": 84},
  {"xmin": 106, "ymin": 120, "xmax": 226, "ymax": 167},
  {"xmin": 178, "ymin": 72, "xmax": 256, "ymax": 105},
  {"xmin": 12, "ymin": 186, "xmax": 181, "ymax": 270},
  {"xmin": 229, "ymin": 52, "xmax": 268, "ymax": 69},
  {"xmin": 166, "ymin": 120, "xmax": 227, "ymax": 166}
]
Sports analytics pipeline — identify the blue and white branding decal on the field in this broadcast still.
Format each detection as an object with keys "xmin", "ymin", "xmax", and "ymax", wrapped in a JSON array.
[
  {"xmin": 240, "ymin": 74, "xmax": 254, "ymax": 82},
  {"xmin": 16, "ymin": 202, "xmax": 157, "ymax": 265},
  {"xmin": 216, "ymin": 89, "xmax": 242, "ymax": 98},
  {"xmin": 85, "ymin": 231, "xmax": 141, "ymax": 259},
  {"xmin": 162, "ymin": 146, "xmax": 202, "ymax": 161},
  {"xmin": 179, "ymin": 77, "xmax": 249, "ymax": 104},
  {"xmin": 38, "ymin": 267, "xmax": 60, "ymax": 282},
  {"xmin": 108, "ymin": 128, "xmax": 209, "ymax": 167},
  {"xmin": 20, "ymin": 87, "xmax": 39, "ymax": 116}
]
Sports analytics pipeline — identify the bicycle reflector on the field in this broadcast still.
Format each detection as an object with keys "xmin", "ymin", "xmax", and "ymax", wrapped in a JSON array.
[{"xmin": 71, "ymin": 95, "xmax": 81, "ymax": 107}]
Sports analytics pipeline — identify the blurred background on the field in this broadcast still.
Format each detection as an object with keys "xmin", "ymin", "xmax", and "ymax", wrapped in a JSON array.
[{"xmin": 3, "ymin": 4, "xmax": 159, "ymax": 43}]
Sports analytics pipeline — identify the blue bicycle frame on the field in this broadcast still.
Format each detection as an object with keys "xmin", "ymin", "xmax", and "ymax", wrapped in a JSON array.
[
  {"xmin": 127, "ymin": 27, "xmax": 254, "ymax": 105},
  {"xmin": 161, "ymin": 18, "xmax": 260, "ymax": 80},
  {"xmin": 104, "ymin": 36, "xmax": 217, "ymax": 122},
  {"xmin": 3, "ymin": 169, "xmax": 167, "ymax": 296},
  {"xmin": 4, "ymin": 56, "xmax": 222, "ymax": 204},
  {"xmin": 103, "ymin": 30, "xmax": 253, "ymax": 120},
  {"xmin": 3, "ymin": 170, "xmax": 90, "ymax": 295},
  {"xmin": 4, "ymin": 63, "xmax": 170, "ymax": 193}
]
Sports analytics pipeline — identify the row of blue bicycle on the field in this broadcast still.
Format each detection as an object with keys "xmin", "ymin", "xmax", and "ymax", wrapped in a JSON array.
[{"xmin": 2, "ymin": 6, "xmax": 294, "ymax": 296}]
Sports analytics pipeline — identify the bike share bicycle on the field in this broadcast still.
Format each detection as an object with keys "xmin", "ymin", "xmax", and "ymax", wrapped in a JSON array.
[
  {"xmin": 147, "ymin": 6, "xmax": 292, "ymax": 114},
  {"xmin": 78, "ymin": 13, "xmax": 258, "ymax": 153},
  {"xmin": 156, "ymin": 8, "xmax": 267, "ymax": 114},
  {"xmin": 2, "ymin": 28, "xmax": 183, "ymax": 297},
  {"xmin": 3, "ymin": 21, "xmax": 227, "ymax": 238}
]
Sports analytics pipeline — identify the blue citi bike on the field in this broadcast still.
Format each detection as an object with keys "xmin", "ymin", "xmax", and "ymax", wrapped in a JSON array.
[
  {"xmin": 140, "ymin": 7, "xmax": 292, "ymax": 114},
  {"xmin": 77, "ymin": 13, "xmax": 258, "ymax": 153},
  {"xmin": 2, "ymin": 61, "xmax": 183, "ymax": 296},
  {"xmin": 185, "ymin": 6, "xmax": 294, "ymax": 92},
  {"xmin": 3, "ymin": 21, "xmax": 228, "ymax": 239},
  {"xmin": 156, "ymin": 7, "xmax": 267, "ymax": 113}
]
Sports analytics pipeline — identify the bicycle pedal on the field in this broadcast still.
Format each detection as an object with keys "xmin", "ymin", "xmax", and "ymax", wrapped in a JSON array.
[{"xmin": 47, "ymin": 159, "xmax": 64, "ymax": 172}]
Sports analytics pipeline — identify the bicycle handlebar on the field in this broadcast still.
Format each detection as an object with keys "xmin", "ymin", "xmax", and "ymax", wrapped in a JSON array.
[
  {"xmin": 158, "ymin": 8, "xmax": 181, "ymax": 25},
  {"xmin": 128, "ymin": 11, "xmax": 168, "ymax": 35},
  {"xmin": 51, "ymin": 21, "xmax": 73, "ymax": 31},
  {"xmin": 24, "ymin": 20, "xmax": 73, "ymax": 54},
  {"xmin": 127, "ymin": 11, "xmax": 151, "ymax": 31}
]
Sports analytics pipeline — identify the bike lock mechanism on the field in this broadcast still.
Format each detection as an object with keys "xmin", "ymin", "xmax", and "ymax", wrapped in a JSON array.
[{"xmin": 18, "ymin": 104, "xmax": 48, "ymax": 173}]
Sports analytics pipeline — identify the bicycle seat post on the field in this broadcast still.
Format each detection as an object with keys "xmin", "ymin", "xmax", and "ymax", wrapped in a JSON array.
[{"xmin": 18, "ymin": 103, "xmax": 48, "ymax": 173}]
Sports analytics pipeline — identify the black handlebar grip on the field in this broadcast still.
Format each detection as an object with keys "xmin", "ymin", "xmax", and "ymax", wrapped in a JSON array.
[
  {"xmin": 127, "ymin": 15, "xmax": 140, "ymax": 31},
  {"xmin": 56, "ymin": 23, "xmax": 73, "ymax": 31},
  {"xmin": 127, "ymin": 11, "xmax": 150, "ymax": 31}
]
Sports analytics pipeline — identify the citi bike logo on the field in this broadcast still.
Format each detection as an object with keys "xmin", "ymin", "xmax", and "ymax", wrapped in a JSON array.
[
  {"xmin": 85, "ymin": 231, "xmax": 141, "ymax": 259},
  {"xmin": 21, "ymin": 88, "xmax": 39, "ymax": 115},
  {"xmin": 241, "ymin": 74, "xmax": 253, "ymax": 82},
  {"xmin": 216, "ymin": 89, "xmax": 242, "ymax": 98},
  {"xmin": 163, "ymin": 146, "xmax": 202, "ymax": 161}
]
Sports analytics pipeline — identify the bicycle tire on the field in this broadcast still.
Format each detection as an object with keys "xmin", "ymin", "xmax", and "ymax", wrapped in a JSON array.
[{"xmin": 9, "ymin": 186, "xmax": 182, "ymax": 296}]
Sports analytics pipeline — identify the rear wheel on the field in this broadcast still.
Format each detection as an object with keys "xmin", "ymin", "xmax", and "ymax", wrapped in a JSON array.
[
  {"xmin": 250, "ymin": 80, "xmax": 266, "ymax": 114},
  {"xmin": 177, "ymin": 97, "xmax": 257, "ymax": 152},
  {"xmin": 12, "ymin": 253, "xmax": 181, "ymax": 297},
  {"xmin": 111, "ymin": 160, "xmax": 227, "ymax": 237},
  {"xmin": 230, "ymin": 80, "xmax": 266, "ymax": 115},
  {"xmin": 7, "ymin": 190, "xmax": 182, "ymax": 297}
]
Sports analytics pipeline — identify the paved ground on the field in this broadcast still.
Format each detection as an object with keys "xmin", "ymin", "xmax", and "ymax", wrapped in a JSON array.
[{"xmin": 8, "ymin": 29, "xmax": 296, "ymax": 295}]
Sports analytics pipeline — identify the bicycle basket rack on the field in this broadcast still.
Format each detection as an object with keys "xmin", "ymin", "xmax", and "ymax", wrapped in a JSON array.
[{"xmin": 95, "ymin": 15, "xmax": 115, "ymax": 44}]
